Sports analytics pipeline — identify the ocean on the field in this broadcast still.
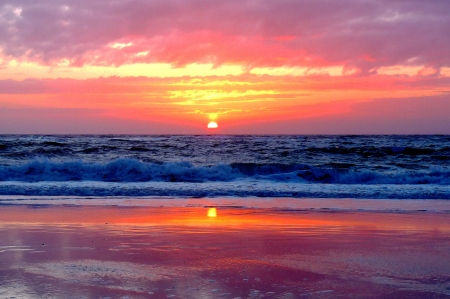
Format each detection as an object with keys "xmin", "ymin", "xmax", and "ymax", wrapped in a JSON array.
[
  {"xmin": 2, "ymin": 135, "xmax": 450, "ymax": 299},
  {"xmin": 0, "ymin": 135, "xmax": 449, "ymax": 200}
]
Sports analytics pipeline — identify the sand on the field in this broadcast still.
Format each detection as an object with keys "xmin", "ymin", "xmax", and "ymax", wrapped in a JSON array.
[{"xmin": 1, "ymin": 200, "xmax": 450, "ymax": 298}]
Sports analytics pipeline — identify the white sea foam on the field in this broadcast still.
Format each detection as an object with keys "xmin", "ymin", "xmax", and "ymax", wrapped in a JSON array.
[{"xmin": 0, "ymin": 181, "xmax": 449, "ymax": 199}]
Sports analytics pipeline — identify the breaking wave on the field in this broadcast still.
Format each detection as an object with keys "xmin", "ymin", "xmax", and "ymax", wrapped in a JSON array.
[{"xmin": 1, "ymin": 159, "xmax": 450, "ymax": 185}]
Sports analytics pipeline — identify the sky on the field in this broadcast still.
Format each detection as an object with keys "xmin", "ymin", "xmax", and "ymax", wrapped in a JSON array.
[{"xmin": 1, "ymin": 0, "xmax": 450, "ymax": 134}]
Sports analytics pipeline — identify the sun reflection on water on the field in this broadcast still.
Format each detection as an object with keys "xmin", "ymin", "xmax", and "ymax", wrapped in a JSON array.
[{"xmin": 207, "ymin": 208, "xmax": 217, "ymax": 218}]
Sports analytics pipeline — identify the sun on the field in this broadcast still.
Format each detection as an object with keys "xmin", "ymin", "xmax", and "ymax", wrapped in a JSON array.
[{"xmin": 207, "ymin": 121, "xmax": 218, "ymax": 129}]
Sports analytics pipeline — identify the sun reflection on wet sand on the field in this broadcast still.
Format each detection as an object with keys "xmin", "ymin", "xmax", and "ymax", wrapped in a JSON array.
[
  {"xmin": 207, "ymin": 207, "xmax": 217, "ymax": 218},
  {"xmin": 1, "ymin": 204, "xmax": 450, "ymax": 233},
  {"xmin": 1, "ymin": 203, "xmax": 450, "ymax": 298}
]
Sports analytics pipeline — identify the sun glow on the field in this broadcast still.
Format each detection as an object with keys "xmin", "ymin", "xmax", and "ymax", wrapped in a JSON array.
[{"xmin": 207, "ymin": 121, "xmax": 218, "ymax": 129}]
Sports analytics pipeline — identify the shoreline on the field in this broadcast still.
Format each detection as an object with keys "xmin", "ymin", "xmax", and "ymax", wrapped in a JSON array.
[
  {"xmin": 1, "ymin": 202, "xmax": 450, "ymax": 298},
  {"xmin": 1, "ymin": 195, "xmax": 450, "ymax": 213}
]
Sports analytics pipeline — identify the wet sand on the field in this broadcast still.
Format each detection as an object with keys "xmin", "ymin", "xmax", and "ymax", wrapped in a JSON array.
[{"xmin": 1, "ymin": 202, "xmax": 450, "ymax": 298}]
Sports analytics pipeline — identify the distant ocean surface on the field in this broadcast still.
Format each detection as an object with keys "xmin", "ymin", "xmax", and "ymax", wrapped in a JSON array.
[{"xmin": 0, "ymin": 135, "xmax": 449, "ymax": 199}]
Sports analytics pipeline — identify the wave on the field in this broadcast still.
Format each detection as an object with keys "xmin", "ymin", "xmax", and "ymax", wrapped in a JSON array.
[
  {"xmin": 0, "ymin": 159, "xmax": 450, "ymax": 185},
  {"xmin": 308, "ymin": 146, "xmax": 448, "ymax": 156},
  {"xmin": 0, "ymin": 159, "xmax": 239, "ymax": 183},
  {"xmin": 41, "ymin": 141, "xmax": 67, "ymax": 147}
]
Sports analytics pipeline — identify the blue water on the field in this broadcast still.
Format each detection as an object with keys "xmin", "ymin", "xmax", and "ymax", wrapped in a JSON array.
[{"xmin": 0, "ymin": 135, "xmax": 449, "ymax": 199}]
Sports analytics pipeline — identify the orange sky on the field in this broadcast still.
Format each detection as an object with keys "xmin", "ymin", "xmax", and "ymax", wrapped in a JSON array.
[{"xmin": 1, "ymin": 0, "xmax": 450, "ymax": 134}]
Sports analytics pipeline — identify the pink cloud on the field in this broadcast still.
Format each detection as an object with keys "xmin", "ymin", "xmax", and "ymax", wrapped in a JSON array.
[
  {"xmin": 1, "ymin": 0, "xmax": 449, "ymax": 71},
  {"xmin": 1, "ymin": 74, "xmax": 450, "ymax": 96}
]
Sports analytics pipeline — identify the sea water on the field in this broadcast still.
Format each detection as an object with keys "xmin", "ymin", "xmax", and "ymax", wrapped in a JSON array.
[{"xmin": 0, "ymin": 135, "xmax": 449, "ymax": 199}]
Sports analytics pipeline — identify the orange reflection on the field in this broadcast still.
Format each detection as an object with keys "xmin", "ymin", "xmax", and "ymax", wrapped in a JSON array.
[{"xmin": 1, "ymin": 205, "xmax": 450, "ymax": 234}]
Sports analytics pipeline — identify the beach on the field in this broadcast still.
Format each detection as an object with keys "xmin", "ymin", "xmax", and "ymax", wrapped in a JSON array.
[{"xmin": 1, "ymin": 198, "xmax": 450, "ymax": 299}]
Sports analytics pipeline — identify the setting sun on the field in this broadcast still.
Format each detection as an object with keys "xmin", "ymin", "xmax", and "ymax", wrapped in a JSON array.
[{"xmin": 207, "ymin": 121, "xmax": 218, "ymax": 129}]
